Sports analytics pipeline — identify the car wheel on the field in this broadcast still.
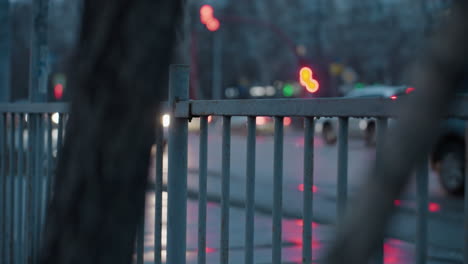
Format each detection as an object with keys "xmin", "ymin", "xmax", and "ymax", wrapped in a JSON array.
[
  {"xmin": 364, "ymin": 121, "xmax": 376, "ymax": 147},
  {"xmin": 438, "ymin": 149, "xmax": 465, "ymax": 196},
  {"xmin": 322, "ymin": 122, "xmax": 337, "ymax": 145}
]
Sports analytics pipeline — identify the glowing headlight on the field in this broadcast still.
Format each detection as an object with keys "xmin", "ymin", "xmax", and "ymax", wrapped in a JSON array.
[
  {"xmin": 359, "ymin": 120, "xmax": 367, "ymax": 130},
  {"xmin": 315, "ymin": 122, "xmax": 323, "ymax": 133},
  {"xmin": 51, "ymin": 113, "xmax": 60, "ymax": 124},
  {"xmin": 162, "ymin": 114, "xmax": 170, "ymax": 128}
]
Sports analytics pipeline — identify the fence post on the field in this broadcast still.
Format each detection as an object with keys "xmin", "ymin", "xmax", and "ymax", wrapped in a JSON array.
[
  {"xmin": 166, "ymin": 65, "xmax": 189, "ymax": 264},
  {"xmin": 464, "ymin": 122, "xmax": 468, "ymax": 263},
  {"xmin": 337, "ymin": 117, "xmax": 348, "ymax": 223}
]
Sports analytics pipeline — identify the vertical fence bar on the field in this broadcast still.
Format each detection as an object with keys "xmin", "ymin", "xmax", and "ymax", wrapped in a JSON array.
[
  {"xmin": 166, "ymin": 65, "xmax": 189, "ymax": 264},
  {"xmin": 374, "ymin": 118, "xmax": 388, "ymax": 264},
  {"xmin": 416, "ymin": 158, "xmax": 428, "ymax": 264},
  {"xmin": 245, "ymin": 116, "xmax": 256, "ymax": 264},
  {"xmin": 56, "ymin": 113, "xmax": 63, "ymax": 158},
  {"xmin": 34, "ymin": 114, "xmax": 42, "ymax": 259},
  {"xmin": 8, "ymin": 113, "xmax": 15, "ymax": 264},
  {"xmin": 272, "ymin": 116, "xmax": 284, "ymax": 264},
  {"xmin": 220, "ymin": 115, "xmax": 231, "ymax": 264},
  {"xmin": 465, "ymin": 122, "xmax": 468, "ymax": 264},
  {"xmin": 303, "ymin": 117, "xmax": 314, "ymax": 263},
  {"xmin": 14, "ymin": 114, "xmax": 20, "ymax": 264},
  {"xmin": 26, "ymin": 113, "xmax": 34, "ymax": 264},
  {"xmin": 17, "ymin": 114, "xmax": 24, "ymax": 264},
  {"xmin": 154, "ymin": 121, "xmax": 163, "ymax": 264},
  {"xmin": 0, "ymin": 114, "xmax": 5, "ymax": 264},
  {"xmin": 337, "ymin": 117, "xmax": 348, "ymax": 224},
  {"xmin": 198, "ymin": 116, "xmax": 208, "ymax": 264},
  {"xmin": 45, "ymin": 113, "xmax": 52, "ymax": 202}
]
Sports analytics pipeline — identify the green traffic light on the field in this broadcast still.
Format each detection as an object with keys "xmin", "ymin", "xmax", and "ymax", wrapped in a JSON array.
[{"xmin": 283, "ymin": 84, "xmax": 294, "ymax": 97}]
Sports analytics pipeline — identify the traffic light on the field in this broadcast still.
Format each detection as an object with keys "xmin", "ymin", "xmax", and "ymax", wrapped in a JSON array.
[
  {"xmin": 54, "ymin": 83, "xmax": 64, "ymax": 100},
  {"xmin": 299, "ymin": 66, "xmax": 319, "ymax": 93},
  {"xmin": 52, "ymin": 73, "xmax": 66, "ymax": 100},
  {"xmin": 200, "ymin": 5, "xmax": 220, "ymax": 32}
]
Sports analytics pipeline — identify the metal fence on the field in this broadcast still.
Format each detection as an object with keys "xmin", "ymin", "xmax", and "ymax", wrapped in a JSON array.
[
  {"xmin": 164, "ymin": 65, "xmax": 468, "ymax": 264},
  {"xmin": 1, "ymin": 65, "xmax": 468, "ymax": 264},
  {"xmin": 0, "ymin": 103, "xmax": 68, "ymax": 264}
]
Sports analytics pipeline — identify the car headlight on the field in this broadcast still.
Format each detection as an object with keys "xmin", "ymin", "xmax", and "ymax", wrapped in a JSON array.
[
  {"xmin": 359, "ymin": 120, "xmax": 367, "ymax": 130},
  {"xmin": 315, "ymin": 122, "xmax": 323, "ymax": 133},
  {"xmin": 51, "ymin": 113, "xmax": 60, "ymax": 124},
  {"xmin": 162, "ymin": 114, "xmax": 170, "ymax": 128}
]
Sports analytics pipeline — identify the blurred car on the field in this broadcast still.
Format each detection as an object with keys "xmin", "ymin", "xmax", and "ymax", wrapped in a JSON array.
[
  {"xmin": 316, "ymin": 85, "xmax": 409, "ymax": 146},
  {"xmin": 431, "ymin": 119, "xmax": 465, "ymax": 196}
]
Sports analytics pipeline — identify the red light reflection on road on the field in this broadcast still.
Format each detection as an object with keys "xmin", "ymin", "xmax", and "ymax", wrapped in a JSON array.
[
  {"xmin": 429, "ymin": 202, "xmax": 440, "ymax": 212},
  {"xmin": 297, "ymin": 183, "xmax": 318, "ymax": 193},
  {"xmin": 383, "ymin": 239, "xmax": 412, "ymax": 264},
  {"xmin": 288, "ymin": 237, "xmax": 321, "ymax": 249},
  {"xmin": 394, "ymin": 200, "xmax": 441, "ymax": 212},
  {"xmin": 205, "ymin": 247, "xmax": 216, "ymax": 253},
  {"xmin": 294, "ymin": 219, "xmax": 319, "ymax": 229}
]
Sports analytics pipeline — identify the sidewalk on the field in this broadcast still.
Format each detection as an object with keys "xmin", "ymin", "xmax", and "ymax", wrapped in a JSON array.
[{"xmin": 139, "ymin": 191, "xmax": 419, "ymax": 264}]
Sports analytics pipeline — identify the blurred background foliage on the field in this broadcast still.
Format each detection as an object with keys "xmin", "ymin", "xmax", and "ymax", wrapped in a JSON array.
[{"xmin": 9, "ymin": 0, "xmax": 452, "ymax": 100}]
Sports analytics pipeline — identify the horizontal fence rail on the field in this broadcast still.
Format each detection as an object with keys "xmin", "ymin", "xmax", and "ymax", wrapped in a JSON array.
[{"xmin": 175, "ymin": 97, "xmax": 468, "ymax": 118}]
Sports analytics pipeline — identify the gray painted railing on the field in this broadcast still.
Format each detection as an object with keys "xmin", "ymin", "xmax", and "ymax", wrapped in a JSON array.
[
  {"xmin": 166, "ymin": 66, "xmax": 468, "ymax": 264},
  {"xmin": 0, "ymin": 109, "xmax": 67, "ymax": 264}
]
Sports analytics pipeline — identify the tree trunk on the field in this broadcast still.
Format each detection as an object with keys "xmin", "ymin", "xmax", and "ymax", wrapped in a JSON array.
[{"xmin": 39, "ymin": 1, "xmax": 185, "ymax": 263}]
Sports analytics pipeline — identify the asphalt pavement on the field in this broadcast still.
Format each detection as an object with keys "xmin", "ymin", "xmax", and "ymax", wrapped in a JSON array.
[{"xmin": 144, "ymin": 125, "xmax": 464, "ymax": 263}]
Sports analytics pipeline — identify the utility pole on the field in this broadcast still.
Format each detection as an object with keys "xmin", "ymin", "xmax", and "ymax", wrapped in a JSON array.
[
  {"xmin": 29, "ymin": 0, "xmax": 49, "ymax": 102},
  {"xmin": 0, "ymin": 0, "xmax": 10, "ymax": 102}
]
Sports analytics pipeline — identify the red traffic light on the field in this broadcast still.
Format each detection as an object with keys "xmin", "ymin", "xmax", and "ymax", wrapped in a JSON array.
[
  {"xmin": 54, "ymin": 83, "xmax": 64, "ymax": 99},
  {"xmin": 200, "ymin": 5, "xmax": 220, "ymax": 32},
  {"xmin": 299, "ymin": 67, "xmax": 319, "ymax": 93}
]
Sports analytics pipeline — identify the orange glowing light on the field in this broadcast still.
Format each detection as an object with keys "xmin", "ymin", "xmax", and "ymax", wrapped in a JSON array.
[
  {"xmin": 283, "ymin": 117, "xmax": 292, "ymax": 126},
  {"xmin": 206, "ymin": 18, "xmax": 220, "ymax": 32},
  {"xmin": 208, "ymin": 115, "xmax": 213, "ymax": 123},
  {"xmin": 200, "ymin": 5, "xmax": 220, "ymax": 31},
  {"xmin": 200, "ymin": 5, "xmax": 213, "ymax": 18},
  {"xmin": 299, "ymin": 67, "xmax": 319, "ymax": 93}
]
